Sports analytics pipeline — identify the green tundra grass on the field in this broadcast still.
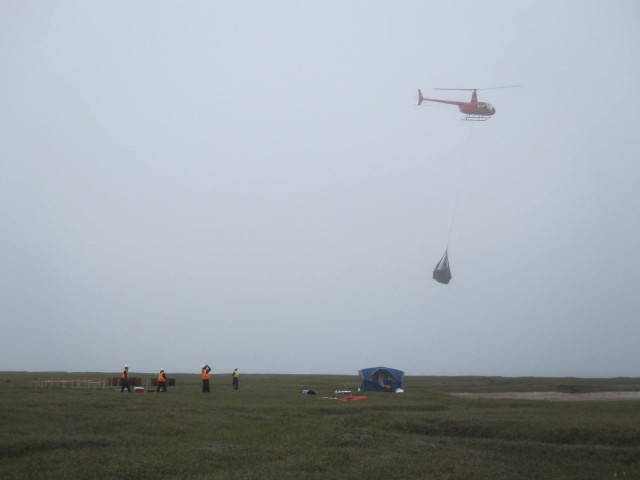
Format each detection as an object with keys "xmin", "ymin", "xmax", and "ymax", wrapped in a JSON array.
[{"xmin": 1, "ymin": 373, "xmax": 639, "ymax": 479}]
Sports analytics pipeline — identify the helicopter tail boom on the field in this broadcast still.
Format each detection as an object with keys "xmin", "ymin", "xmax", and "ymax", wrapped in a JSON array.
[{"xmin": 419, "ymin": 89, "xmax": 462, "ymax": 107}]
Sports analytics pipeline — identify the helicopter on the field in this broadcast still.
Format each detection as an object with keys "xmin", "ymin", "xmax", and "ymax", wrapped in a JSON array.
[{"xmin": 418, "ymin": 86, "xmax": 518, "ymax": 121}]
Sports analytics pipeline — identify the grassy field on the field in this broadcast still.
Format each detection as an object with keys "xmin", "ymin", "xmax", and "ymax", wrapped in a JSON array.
[{"xmin": 1, "ymin": 373, "xmax": 639, "ymax": 479}]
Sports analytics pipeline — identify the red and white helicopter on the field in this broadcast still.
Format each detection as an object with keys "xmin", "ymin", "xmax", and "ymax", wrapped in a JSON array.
[{"xmin": 418, "ymin": 86, "xmax": 518, "ymax": 121}]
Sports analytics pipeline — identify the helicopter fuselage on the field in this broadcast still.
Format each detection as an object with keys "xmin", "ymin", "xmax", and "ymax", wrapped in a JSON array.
[{"xmin": 423, "ymin": 98, "xmax": 495, "ymax": 117}]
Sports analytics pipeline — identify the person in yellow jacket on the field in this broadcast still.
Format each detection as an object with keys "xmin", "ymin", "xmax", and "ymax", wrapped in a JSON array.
[
  {"xmin": 156, "ymin": 369, "xmax": 167, "ymax": 392},
  {"xmin": 232, "ymin": 368, "xmax": 240, "ymax": 390},
  {"xmin": 201, "ymin": 365, "xmax": 211, "ymax": 393},
  {"xmin": 120, "ymin": 365, "xmax": 131, "ymax": 393}
]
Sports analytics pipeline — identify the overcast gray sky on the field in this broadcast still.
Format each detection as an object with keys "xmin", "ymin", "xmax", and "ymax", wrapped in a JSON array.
[{"xmin": 2, "ymin": 1, "xmax": 639, "ymax": 377}]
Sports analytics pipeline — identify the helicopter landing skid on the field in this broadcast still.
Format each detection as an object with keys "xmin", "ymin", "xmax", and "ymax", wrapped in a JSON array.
[{"xmin": 462, "ymin": 115, "xmax": 490, "ymax": 121}]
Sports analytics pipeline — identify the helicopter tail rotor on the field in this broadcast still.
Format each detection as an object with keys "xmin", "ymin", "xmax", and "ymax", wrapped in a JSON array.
[{"xmin": 418, "ymin": 89, "xmax": 425, "ymax": 106}]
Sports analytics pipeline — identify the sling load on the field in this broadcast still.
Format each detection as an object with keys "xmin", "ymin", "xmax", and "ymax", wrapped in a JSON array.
[
  {"xmin": 431, "ymin": 120, "xmax": 474, "ymax": 286},
  {"xmin": 433, "ymin": 249, "xmax": 452, "ymax": 285}
]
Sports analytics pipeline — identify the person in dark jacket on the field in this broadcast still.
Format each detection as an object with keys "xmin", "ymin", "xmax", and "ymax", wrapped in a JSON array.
[
  {"xmin": 120, "ymin": 365, "xmax": 131, "ymax": 393},
  {"xmin": 232, "ymin": 368, "xmax": 240, "ymax": 390}
]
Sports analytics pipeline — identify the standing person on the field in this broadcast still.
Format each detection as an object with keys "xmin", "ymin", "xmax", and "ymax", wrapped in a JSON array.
[
  {"xmin": 156, "ymin": 369, "xmax": 167, "ymax": 392},
  {"xmin": 232, "ymin": 368, "xmax": 240, "ymax": 390},
  {"xmin": 120, "ymin": 365, "xmax": 131, "ymax": 393},
  {"xmin": 201, "ymin": 365, "xmax": 211, "ymax": 393}
]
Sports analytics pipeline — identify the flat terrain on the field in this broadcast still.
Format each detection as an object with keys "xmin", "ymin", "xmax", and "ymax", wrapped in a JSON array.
[
  {"xmin": 1, "ymin": 373, "xmax": 639, "ymax": 479},
  {"xmin": 451, "ymin": 391, "xmax": 640, "ymax": 401}
]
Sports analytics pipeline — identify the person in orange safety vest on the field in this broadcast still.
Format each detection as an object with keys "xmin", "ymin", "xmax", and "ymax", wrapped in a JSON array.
[
  {"xmin": 156, "ymin": 368, "xmax": 167, "ymax": 392},
  {"xmin": 201, "ymin": 365, "xmax": 211, "ymax": 393}
]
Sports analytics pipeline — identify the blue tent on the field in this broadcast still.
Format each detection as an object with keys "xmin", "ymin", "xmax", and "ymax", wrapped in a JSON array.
[{"xmin": 358, "ymin": 366, "xmax": 404, "ymax": 392}]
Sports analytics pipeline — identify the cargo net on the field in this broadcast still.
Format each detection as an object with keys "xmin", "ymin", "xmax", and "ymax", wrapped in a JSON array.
[{"xmin": 433, "ymin": 249, "xmax": 452, "ymax": 284}]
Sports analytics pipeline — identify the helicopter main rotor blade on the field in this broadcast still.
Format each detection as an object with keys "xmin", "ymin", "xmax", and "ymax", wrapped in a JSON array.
[
  {"xmin": 477, "ymin": 85, "xmax": 520, "ymax": 90},
  {"xmin": 434, "ymin": 85, "xmax": 520, "ymax": 91},
  {"xmin": 434, "ymin": 88, "xmax": 476, "ymax": 91}
]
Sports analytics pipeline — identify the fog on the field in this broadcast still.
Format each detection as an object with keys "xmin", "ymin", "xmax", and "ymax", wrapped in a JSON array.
[{"xmin": 1, "ymin": 1, "xmax": 639, "ymax": 376}]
